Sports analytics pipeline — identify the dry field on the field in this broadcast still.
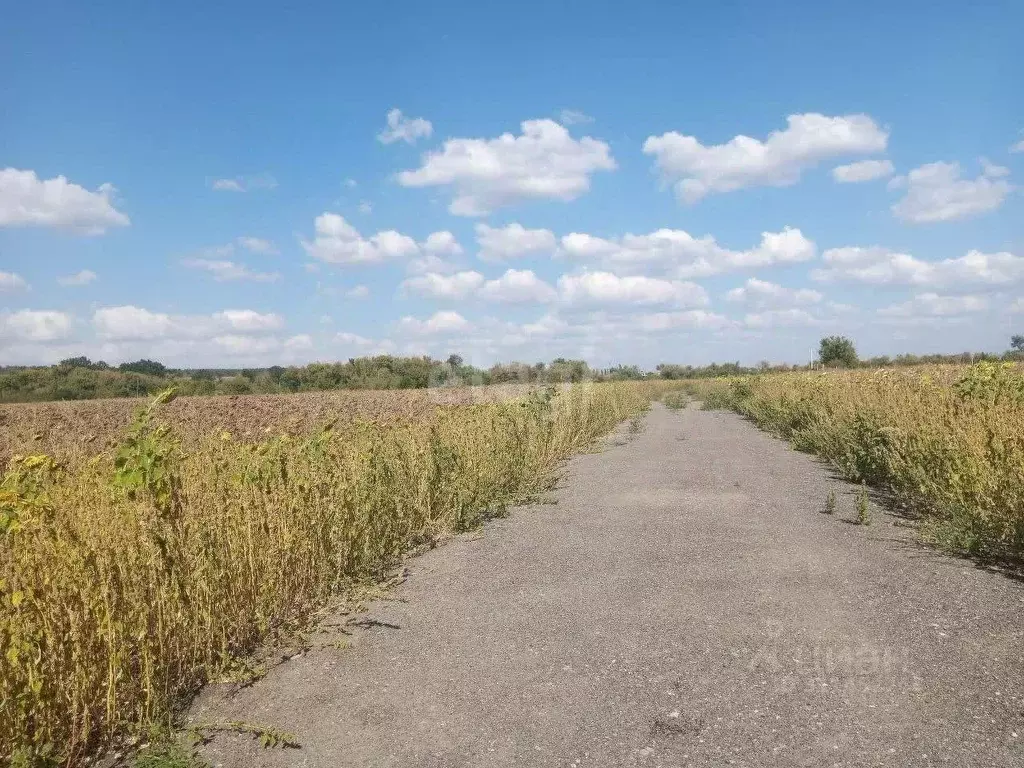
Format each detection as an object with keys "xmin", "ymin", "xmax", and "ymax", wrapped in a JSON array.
[{"xmin": 0, "ymin": 384, "xmax": 537, "ymax": 466}]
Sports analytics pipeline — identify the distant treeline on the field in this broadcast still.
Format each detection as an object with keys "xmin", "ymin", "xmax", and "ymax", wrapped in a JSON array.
[
  {"xmin": 0, "ymin": 349, "xmax": 1019, "ymax": 404},
  {"xmin": 0, "ymin": 355, "xmax": 645, "ymax": 403}
]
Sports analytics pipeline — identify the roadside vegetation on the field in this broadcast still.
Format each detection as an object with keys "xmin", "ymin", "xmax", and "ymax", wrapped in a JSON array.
[
  {"xmin": 0, "ymin": 380, "xmax": 675, "ymax": 765},
  {"xmin": 693, "ymin": 340, "xmax": 1024, "ymax": 561}
]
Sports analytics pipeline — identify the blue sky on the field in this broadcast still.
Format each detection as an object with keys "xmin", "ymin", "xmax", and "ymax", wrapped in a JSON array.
[{"xmin": 1, "ymin": 0, "xmax": 1022, "ymax": 368}]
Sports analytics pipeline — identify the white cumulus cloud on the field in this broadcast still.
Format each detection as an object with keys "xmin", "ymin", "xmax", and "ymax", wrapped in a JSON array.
[
  {"xmin": 397, "ymin": 310, "xmax": 471, "ymax": 335},
  {"xmin": 0, "ymin": 168, "xmax": 130, "ymax": 235},
  {"xmin": 832, "ymin": 159, "xmax": 894, "ymax": 183},
  {"xmin": 557, "ymin": 272, "xmax": 708, "ymax": 307},
  {"xmin": 301, "ymin": 213, "xmax": 420, "ymax": 265},
  {"xmin": 422, "ymin": 230, "xmax": 464, "ymax": 256},
  {"xmin": 643, "ymin": 113, "xmax": 888, "ymax": 202},
  {"xmin": 0, "ymin": 310, "xmax": 72, "ymax": 341},
  {"xmin": 377, "ymin": 108, "xmax": 433, "ymax": 145},
  {"xmin": 891, "ymin": 161, "xmax": 1012, "ymax": 223},
  {"xmin": 406, "ymin": 231, "xmax": 465, "ymax": 275},
  {"xmin": 559, "ymin": 226, "xmax": 815, "ymax": 278},
  {"xmin": 632, "ymin": 310, "xmax": 733, "ymax": 333},
  {"xmin": 813, "ymin": 247, "xmax": 1024, "ymax": 288},
  {"xmin": 94, "ymin": 306, "xmax": 284, "ymax": 341},
  {"xmin": 725, "ymin": 278, "xmax": 823, "ymax": 308},
  {"xmin": 476, "ymin": 222, "xmax": 557, "ymax": 261},
  {"xmin": 397, "ymin": 119, "xmax": 616, "ymax": 216},
  {"xmin": 213, "ymin": 309, "xmax": 285, "ymax": 332},
  {"xmin": 402, "ymin": 270, "xmax": 485, "ymax": 300},
  {"xmin": 480, "ymin": 269, "xmax": 558, "ymax": 304}
]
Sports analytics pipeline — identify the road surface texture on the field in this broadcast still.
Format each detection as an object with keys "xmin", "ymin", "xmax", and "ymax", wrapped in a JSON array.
[{"xmin": 191, "ymin": 403, "xmax": 1024, "ymax": 767}]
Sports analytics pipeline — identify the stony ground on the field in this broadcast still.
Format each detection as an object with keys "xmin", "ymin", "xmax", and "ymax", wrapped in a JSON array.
[{"xmin": 191, "ymin": 403, "xmax": 1024, "ymax": 767}]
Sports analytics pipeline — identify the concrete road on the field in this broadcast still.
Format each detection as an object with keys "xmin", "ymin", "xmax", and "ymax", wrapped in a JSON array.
[{"xmin": 192, "ymin": 404, "xmax": 1024, "ymax": 767}]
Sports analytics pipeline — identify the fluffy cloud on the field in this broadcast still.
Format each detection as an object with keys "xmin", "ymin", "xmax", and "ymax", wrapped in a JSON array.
[
  {"xmin": 0, "ymin": 310, "xmax": 73, "ymax": 341},
  {"xmin": 0, "ymin": 271, "xmax": 29, "ymax": 291},
  {"xmin": 182, "ymin": 259, "xmax": 280, "ymax": 282},
  {"xmin": 643, "ymin": 113, "xmax": 887, "ymax": 202},
  {"xmin": 93, "ymin": 306, "xmax": 284, "ymax": 341},
  {"xmin": 559, "ymin": 225, "xmax": 815, "ymax": 278},
  {"xmin": 557, "ymin": 272, "xmax": 708, "ymax": 307},
  {"xmin": 346, "ymin": 285, "xmax": 370, "ymax": 299},
  {"xmin": 832, "ymin": 159, "xmax": 894, "ymax": 183},
  {"xmin": 210, "ymin": 174, "xmax": 277, "ymax": 192},
  {"xmin": 407, "ymin": 253, "xmax": 462, "ymax": 275},
  {"xmin": 0, "ymin": 168, "xmax": 130, "ymax": 235},
  {"xmin": 422, "ymin": 230, "xmax": 463, "ymax": 256},
  {"xmin": 631, "ymin": 310, "xmax": 732, "ymax": 333},
  {"xmin": 891, "ymin": 161, "xmax": 1012, "ymax": 223},
  {"xmin": 878, "ymin": 293, "xmax": 988, "ymax": 318},
  {"xmin": 397, "ymin": 310, "xmax": 471, "ymax": 335},
  {"xmin": 1011, "ymin": 138, "xmax": 1024, "ymax": 154},
  {"xmin": 725, "ymin": 278, "xmax": 822, "ymax": 308},
  {"xmin": 402, "ymin": 270, "xmax": 485, "ymax": 300},
  {"xmin": 479, "ymin": 269, "xmax": 558, "ymax": 304},
  {"xmin": 57, "ymin": 270, "xmax": 97, "ymax": 287},
  {"xmin": 301, "ymin": 213, "xmax": 421, "ymax": 265},
  {"xmin": 397, "ymin": 119, "xmax": 616, "ymax": 216},
  {"xmin": 406, "ymin": 231, "xmax": 466, "ymax": 275},
  {"xmin": 476, "ymin": 222, "xmax": 557, "ymax": 261},
  {"xmin": 813, "ymin": 247, "xmax": 1024, "ymax": 288},
  {"xmin": 377, "ymin": 108, "xmax": 433, "ymax": 145}
]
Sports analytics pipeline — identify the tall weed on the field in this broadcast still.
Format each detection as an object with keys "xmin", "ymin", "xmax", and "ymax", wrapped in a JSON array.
[
  {"xmin": 0, "ymin": 382, "xmax": 662, "ymax": 764},
  {"xmin": 701, "ymin": 363, "xmax": 1024, "ymax": 558}
]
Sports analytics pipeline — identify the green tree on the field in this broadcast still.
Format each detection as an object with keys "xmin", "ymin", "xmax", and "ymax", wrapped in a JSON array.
[
  {"xmin": 1011, "ymin": 335, "xmax": 1024, "ymax": 353},
  {"xmin": 119, "ymin": 359, "xmax": 167, "ymax": 377},
  {"xmin": 59, "ymin": 356, "xmax": 95, "ymax": 369},
  {"xmin": 818, "ymin": 336, "xmax": 858, "ymax": 368}
]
